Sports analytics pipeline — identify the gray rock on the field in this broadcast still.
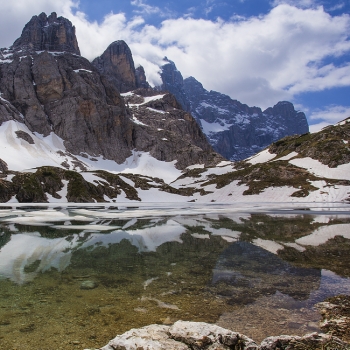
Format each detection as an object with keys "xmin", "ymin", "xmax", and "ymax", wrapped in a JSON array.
[
  {"xmin": 0, "ymin": 159, "xmax": 8, "ymax": 173},
  {"xmin": 100, "ymin": 321, "xmax": 258, "ymax": 350},
  {"xmin": 259, "ymin": 332, "xmax": 348, "ymax": 350},
  {"xmin": 123, "ymin": 90, "xmax": 223, "ymax": 169},
  {"xmin": 80, "ymin": 280, "xmax": 99, "ymax": 290}
]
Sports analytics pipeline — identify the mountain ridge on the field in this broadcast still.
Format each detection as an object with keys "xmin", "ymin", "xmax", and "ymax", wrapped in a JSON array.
[
  {"xmin": 159, "ymin": 60, "xmax": 309, "ymax": 161},
  {"xmin": 0, "ymin": 12, "xmax": 349, "ymax": 204}
]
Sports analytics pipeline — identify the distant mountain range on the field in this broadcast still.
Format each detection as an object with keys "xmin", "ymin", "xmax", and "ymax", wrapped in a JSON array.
[
  {"xmin": 0, "ymin": 12, "xmax": 348, "ymax": 204},
  {"xmin": 159, "ymin": 59, "xmax": 309, "ymax": 161}
]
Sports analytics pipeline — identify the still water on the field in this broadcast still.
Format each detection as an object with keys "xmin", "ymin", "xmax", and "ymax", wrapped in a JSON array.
[{"xmin": 0, "ymin": 203, "xmax": 350, "ymax": 349}]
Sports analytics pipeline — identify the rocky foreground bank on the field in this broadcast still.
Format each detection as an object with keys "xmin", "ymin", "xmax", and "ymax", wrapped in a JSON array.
[
  {"xmin": 88, "ymin": 320, "xmax": 348, "ymax": 350},
  {"xmin": 86, "ymin": 296, "xmax": 350, "ymax": 350}
]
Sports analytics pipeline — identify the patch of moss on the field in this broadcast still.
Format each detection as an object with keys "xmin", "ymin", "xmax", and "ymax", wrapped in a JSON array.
[
  {"xmin": 0, "ymin": 179, "xmax": 15, "ymax": 202},
  {"xmin": 96, "ymin": 171, "xmax": 140, "ymax": 201},
  {"xmin": 65, "ymin": 170, "xmax": 105, "ymax": 202},
  {"xmin": 201, "ymin": 159, "xmax": 350, "ymax": 196},
  {"xmin": 12, "ymin": 173, "xmax": 47, "ymax": 202}
]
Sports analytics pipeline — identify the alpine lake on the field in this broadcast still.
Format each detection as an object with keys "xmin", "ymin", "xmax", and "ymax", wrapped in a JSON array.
[{"xmin": 0, "ymin": 202, "xmax": 350, "ymax": 350}]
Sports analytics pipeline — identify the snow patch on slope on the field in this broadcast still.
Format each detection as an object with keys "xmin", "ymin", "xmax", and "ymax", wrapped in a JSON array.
[
  {"xmin": 247, "ymin": 149, "xmax": 276, "ymax": 165},
  {"xmin": 0, "ymin": 120, "xmax": 77, "ymax": 171},
  {"xmin": 200, "ymin": 119, "xmax": 232, "ymax": 135},
  {"xmin": 290, "ymin": 157, "xmax": 350, "ymax": 180}
]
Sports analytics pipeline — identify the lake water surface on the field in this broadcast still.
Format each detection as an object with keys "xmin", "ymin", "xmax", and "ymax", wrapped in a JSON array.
[{"xmin": 0, "ymin": 203, "xmax": 350, "ymax": 349}]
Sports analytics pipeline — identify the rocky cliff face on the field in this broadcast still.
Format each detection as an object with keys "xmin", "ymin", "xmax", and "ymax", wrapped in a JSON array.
[
  {"xmin": 92, "ymin": 40, "xmax": 150, "ymax": 93},
  {"xmin": 122, "ymin": 88, "xmax": 222, "ymax": 169},
  {"xmin": 0, "ymin": 13, "xmax": 221, "ymax": 174},
  {"xmin": 158, "ymin": 61, "xmax": 309, "ymax": 161},
  {"xmin": 12, "ymin": 12, "xmax": 80, "ymax": 55},
  {"xmin": 92, "ymin": 40, "xmax": 137, "ymax": 93},
  {"xmin": 159, "ymin": 58, "xmax": 190, "ymax": 112}
]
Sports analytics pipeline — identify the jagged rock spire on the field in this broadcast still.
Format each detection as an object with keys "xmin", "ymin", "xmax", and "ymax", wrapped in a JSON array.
[{"xmin": 12, "ymin": 12, "xmax": 80, "ymax": 55}]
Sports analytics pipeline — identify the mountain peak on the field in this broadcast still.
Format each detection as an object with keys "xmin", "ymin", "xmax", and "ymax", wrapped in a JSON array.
[
  {"xmin": 92, "ymin": 40, "xmax": 139, "ymax": 93},
  {"xmin": 12, "ymin": 12, "xmax": 80, "ymax": 55}
]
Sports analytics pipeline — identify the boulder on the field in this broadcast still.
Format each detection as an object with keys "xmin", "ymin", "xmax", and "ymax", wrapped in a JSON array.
[{"xmin": 99, "ymin": 321, "xmax": 258, "ymax": 350}]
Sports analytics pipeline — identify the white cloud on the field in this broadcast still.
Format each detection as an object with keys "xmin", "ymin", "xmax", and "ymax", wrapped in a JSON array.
[
  {"xmin": 328, "ymin": 2, "xmax": 345, "ymax": 12},
  {"xmin": 271, "ymin": 0, "xmax": 318, "ymax": 8},
  {"xmin": 309, "ymin": 105, "xmax": 350, "ymax": 132},
  {"xmin": 0, "ymin": 1, "xmax": 349, "ymax": 111},
  {"xmin": 130, "ymin": 0, "xmax": 161, "ymax": 15}
]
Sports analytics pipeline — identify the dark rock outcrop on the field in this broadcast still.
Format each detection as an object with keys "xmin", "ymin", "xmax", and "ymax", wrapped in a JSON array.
[
  {"xmin": 123, "ymin": 90, "xmax": 223, "ymax": 169},
  {"xmin": 0, "ymin": 159, "xmax": 8, "ymax": 173},
  {"xmin": 136, "ymin": 65, "xmax": 150, "ymax": 89},
  {"xmin": 12, "ymin": 12, "xmax": 80, "ymax": 55}
]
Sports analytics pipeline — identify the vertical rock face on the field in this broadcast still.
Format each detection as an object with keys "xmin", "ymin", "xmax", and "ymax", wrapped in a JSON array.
[
  {"xmin": 159, "ymin": 58, "xmax": 191, "ymax": 112},
  {"xmin": 92, "ymin": 40, "xmax": 139, "ymax": 93},
  {"xmin": 12, "ymin": 12, "xmax": 80, "ymax": 55}
]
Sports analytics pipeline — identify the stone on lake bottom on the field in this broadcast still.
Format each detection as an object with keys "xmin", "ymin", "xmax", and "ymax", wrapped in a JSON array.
[{"xmin": 80, "ymin": 280, "xmax": 99, "ymax": 290}]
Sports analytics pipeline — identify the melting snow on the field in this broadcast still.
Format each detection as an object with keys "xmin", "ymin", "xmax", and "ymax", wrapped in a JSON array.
[
  {"xmin": 147, "ymin": 107, "xmax": 166, "ymax": 114},
  {"xmin": 290, "ymin": 157, "xmax": 350, "ymax": 180},
  {"xmin": 275, "ymin": 151, "xmax": 298, "ymax": 161},
  {"xmin": 73, "ymin": 69, "xmax": 93, "ymax": 73},
  {"xmin": 200, "ymin": 119, "xmax": 233, "ymax": 135},
  {"xmin": 247, "ymin": 149, "xmax": 276, "ymax": 165},
  {"xmin": 131, "ymin": 115, "xmax": 148, "ymax": 126}
]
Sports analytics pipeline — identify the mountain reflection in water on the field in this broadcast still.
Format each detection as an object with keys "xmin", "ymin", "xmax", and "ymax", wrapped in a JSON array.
[{"xmin": 0, "ymin": 205, "xmax": 350, "ymax": 348}]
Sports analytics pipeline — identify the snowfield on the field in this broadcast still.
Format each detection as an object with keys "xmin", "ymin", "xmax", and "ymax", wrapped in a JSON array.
[{"xmin": 1, "ymin": 119, "xmax": 350, "ymax": 204}]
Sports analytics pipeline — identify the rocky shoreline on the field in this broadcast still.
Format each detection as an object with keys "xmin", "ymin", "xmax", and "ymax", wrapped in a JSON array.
[
  {"xmin": 85, "ymin": 296, "xmax": 350, "ymax": 350},
  {"xmin": 88, "ymin": 320, "xmax": 349, "ymax": 350}
]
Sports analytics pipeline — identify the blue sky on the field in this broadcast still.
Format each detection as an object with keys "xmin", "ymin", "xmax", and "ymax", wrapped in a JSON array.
[{"xmin": 0, "ymin": 0, "xmax": 349, "ymax": 131}]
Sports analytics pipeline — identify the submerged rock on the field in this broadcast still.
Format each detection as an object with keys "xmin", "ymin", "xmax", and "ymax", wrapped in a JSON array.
[{"xmin": 80, "ymin": 280, "xmax": 99, "ymax": 290}]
